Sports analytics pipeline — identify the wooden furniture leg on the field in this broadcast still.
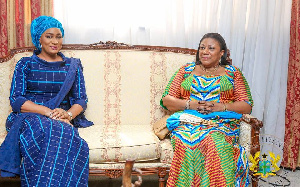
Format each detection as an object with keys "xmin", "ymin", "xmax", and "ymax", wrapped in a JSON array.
[
  {"xmin": 122, "ymin": 160, "xmax": 142, "ymax": 187},
  {"xmin": 122, "ymin": 160, "xmax": 134, "ymax": 187},
  {"xmin": 158, "ymin": 167, "xmax": 167, "ymax": 187}
]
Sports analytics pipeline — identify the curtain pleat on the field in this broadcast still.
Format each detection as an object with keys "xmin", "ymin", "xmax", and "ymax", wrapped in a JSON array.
[
  {"xmin": 7, "ymin": 0, "xmax": 16, "ymax": 50},
  {"xmin": 281, "ymin": 0, "xmax": 300, "ymax": 170},
  {"xmin": 31, "ymin": 0, "xmax": 41, "ymax": 18},
  {"xmin": 0, "ymin": 0, "xmax": 53, "ymax": 58},
  {"xmin": 15, "ymin": 0, "xmax": 25, "ymax": 48},
  {"xmin": 41, "ymin": 0, "xmax": 53, "ymax": 16},
  {"xmin": 0, "ymin": 0, "xmax": 8, "ymax": 57}
]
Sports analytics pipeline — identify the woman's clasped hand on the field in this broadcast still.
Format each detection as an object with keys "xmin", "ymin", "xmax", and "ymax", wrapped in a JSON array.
[
  {"xmin": 46, "ymin": 108, "xmax": 72, "ymax": 124},
  {"xmin": 190, "ymin": 100, "xmax": 226, "ymax": 114}
]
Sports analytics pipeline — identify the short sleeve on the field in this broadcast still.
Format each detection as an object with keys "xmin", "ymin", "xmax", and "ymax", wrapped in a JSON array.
[
  {"xmin": 233, "ymin": 68, "xmax": 253, "ymax": 107},
  {"xmin": 160, "ymin": 63, "xmax": 192, "ymax": 110}
]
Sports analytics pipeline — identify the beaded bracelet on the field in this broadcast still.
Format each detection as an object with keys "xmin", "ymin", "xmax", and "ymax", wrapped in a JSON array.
[{"xmin": 185, "ymin": 100, "xmax": 191, "ymax": 110}]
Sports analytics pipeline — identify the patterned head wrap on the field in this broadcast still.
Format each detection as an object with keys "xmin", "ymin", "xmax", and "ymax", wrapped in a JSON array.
[{"xmin": 30, "ymin": 16, "xmax": 64, "ymax": 51}]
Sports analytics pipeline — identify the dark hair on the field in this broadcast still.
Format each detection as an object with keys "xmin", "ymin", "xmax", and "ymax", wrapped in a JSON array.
[{"xmin": 196, "ymin": 33, "xmax": 230, "ymax": 65}]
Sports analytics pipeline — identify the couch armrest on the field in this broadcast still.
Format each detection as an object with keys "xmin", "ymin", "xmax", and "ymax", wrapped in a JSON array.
[
  {"xmin": 240, "ymin": 115, "xmax": 263, "ymax": 187},
  {"xmin": 241, "ymin": 114, "xmax": 263, "ymax": 155}
]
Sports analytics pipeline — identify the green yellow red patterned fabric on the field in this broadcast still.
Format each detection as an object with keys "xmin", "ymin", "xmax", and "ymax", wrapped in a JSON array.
[{"xmin": 161, "ymin": 62, "xmax": 252, "ymax": 187}]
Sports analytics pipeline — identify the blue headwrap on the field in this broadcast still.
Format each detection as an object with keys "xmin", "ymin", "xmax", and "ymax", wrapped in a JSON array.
[{"xmin": 30, "ymin": 16, "xmax": 64, "ymax": 51}]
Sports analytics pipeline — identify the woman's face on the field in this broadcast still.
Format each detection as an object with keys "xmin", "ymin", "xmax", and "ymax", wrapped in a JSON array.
[
  {"xmin": 39, "ymin": 27, "xmax": 63, "ymax": 56},
  {"xmin": 198, "ymin": 38, "xmax": 224, "ymax": 67}
]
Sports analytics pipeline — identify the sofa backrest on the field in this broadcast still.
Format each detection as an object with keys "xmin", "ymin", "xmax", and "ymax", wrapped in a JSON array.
[{"xmin": 0, "ymin": 42, "xmax": 196, "ymax": 144}]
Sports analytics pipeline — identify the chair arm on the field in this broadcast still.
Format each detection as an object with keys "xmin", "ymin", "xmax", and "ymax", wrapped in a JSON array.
[{"xmin": 241, "ymin": 114, "xmax": 263, "ymax": 155}]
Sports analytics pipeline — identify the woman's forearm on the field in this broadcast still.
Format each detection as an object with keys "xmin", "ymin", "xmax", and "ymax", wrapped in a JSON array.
[
  {"xmin": 224, "ymin": 101, "xmax": 252, "ymax": 114},
  {"xmin": 21, "ymin": 100, "xmax": 52, "ymax": 116},
  {"xmin": 21, "ymin": 101, "xmax": 84, "ymax": 122},
  {"xmin": 162, "ymin": 95, "xmax": 187, "ymax": 112}
]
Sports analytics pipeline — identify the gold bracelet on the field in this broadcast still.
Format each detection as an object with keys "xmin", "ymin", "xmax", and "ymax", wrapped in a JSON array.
[{"xmin": 223, "ymin": 103, "xmax": 227, "ymax": 111}]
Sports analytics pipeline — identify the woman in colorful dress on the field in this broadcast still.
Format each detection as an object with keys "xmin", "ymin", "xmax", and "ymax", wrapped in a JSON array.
[
  {"xmin": 161, "ymin": 33, "xmax": 253, "ymax": 187},
  {"xmin": 0, "ymin": 16, "xmax": 92, "ymax": 186}
]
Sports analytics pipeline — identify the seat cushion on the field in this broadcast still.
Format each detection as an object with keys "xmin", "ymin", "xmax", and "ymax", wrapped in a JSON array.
[{"xmin": 78, "ymin": 125, "xmax": 160, "ymax": 163}]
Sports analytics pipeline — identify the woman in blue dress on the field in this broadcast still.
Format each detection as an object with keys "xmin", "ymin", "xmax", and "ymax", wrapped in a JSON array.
[{"xmin": 0, "ymin": 16, "xmax": 93, "ymax": 187}]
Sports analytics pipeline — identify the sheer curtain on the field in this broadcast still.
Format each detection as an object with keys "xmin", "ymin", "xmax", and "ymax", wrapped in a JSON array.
[{"xmin": 53, "ymin": 0, "xmax": 292, "ymax": 164}]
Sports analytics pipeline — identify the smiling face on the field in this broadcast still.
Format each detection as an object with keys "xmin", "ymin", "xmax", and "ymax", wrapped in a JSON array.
[
  {"xmin": 39, "ymin": 27, "xmax": 63, "ymax": 58},
  {"xmin": 198, "ymin": 38, "xmax": 224, "ymax": 68}
]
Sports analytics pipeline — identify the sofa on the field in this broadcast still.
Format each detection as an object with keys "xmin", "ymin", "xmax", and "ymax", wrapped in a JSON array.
[{"xmin": 0, "ymin": 41, "xmax": 263, "ymax": 186}]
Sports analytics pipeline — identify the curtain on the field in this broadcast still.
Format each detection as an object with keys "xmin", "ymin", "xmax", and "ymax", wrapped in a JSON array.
[
  {"xmin": 54, "ymin": 0, "xmax": 291, "ymax": 164},
  {"xmin": 281, "ymin": 0, "xmax": 300, "ymax": 170},
  {"xmin": 0, "ymin": 0, "xmax": 53, "ymax": 58},
  {"xmin": 0, "ymin": 0, "xmax": 8, "ymax": 57}
]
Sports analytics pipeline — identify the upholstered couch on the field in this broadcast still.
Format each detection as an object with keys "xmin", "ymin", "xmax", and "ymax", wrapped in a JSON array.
[{"xmin": 0, "ymin": 42, "xmax": 263, "ymax": 186}]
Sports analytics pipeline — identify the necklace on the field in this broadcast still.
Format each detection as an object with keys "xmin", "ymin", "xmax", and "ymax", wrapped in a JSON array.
[{"xmin": 200, "ymin": 64, "xmax": 220, "ymax": 73}]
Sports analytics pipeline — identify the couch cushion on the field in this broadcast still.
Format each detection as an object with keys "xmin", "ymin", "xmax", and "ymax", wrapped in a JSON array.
[{"xmin": 78, "ymin": 124, "xmax": 160, "ymax": 163}]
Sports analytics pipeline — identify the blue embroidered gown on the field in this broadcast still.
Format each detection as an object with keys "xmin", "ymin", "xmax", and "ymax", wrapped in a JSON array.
[{"xmin": 0, "ymin": 51, "xmax": 91, "ymax": 187}]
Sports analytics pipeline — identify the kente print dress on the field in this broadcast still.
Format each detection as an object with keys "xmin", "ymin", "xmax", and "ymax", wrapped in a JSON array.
[
  {"xmin": 161, "ymin": 62, "xmax": 253, "ymax": 187},
  {"xmin": 0, "ymin": 51, "xmax": 92, "ymax": 187}
]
